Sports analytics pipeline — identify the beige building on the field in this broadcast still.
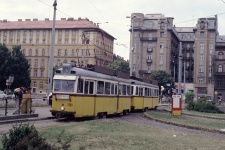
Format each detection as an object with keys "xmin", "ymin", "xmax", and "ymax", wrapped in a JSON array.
[
  {"xmin": 0, "ymin": 18, "xmax": 115, "ymax": 93},
  {"xmin": 128, "ymin": 13, "xmax": 225, "ymax": 100}
]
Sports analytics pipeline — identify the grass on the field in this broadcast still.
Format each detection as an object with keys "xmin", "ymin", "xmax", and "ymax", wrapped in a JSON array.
[
  {"xmin": 0, "ymin": 103, "xmax": 48, "ymax": 108},
  {"xmin": 145, "ymin": 111, "xmax": 225, "ymax": 130},
  {"xmin": 1, "ymin": 119, "xmax": 225, "ymax": 150},
  {"xmin": 161, "ymin": 105, "xmax": 225, "ymax": 118}
]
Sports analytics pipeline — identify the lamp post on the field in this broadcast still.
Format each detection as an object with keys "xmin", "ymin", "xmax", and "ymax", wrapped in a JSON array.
[
  {"xmin": 126, "ymin": 15, "xmax": 137, "ymax": 76},
  {"xmin": 47, "ymin": 0, "xmax": 57, "ymax": 97},
  {"xmin": 173, "ymin": 60, "xmax": 175, "ymax": 81},
  {"xmin": 5, "ymin": 75, "xmax": 14, "ymax": 116}
]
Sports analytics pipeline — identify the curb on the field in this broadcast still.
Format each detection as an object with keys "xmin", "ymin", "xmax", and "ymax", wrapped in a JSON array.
[
  {"xmin": 0, "ymin": 116, "xmax": 56, "ymax": 124},
  {"xmin": 143, "ymin": 111, "xmax": 225, "ymax": 135}
]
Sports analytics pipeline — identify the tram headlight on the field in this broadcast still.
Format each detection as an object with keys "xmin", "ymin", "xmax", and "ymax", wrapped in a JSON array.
[{"xmin": 61, "ymin": 104, "xmax": 65, "ymax": 111}]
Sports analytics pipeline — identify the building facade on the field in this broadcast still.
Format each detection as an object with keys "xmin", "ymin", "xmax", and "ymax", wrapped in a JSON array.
[
  {"xmin": 0, "ymin": 18, "xmax": 115, "ymax": 93},
  {"xmin": 128, "ymin": 13, "xmax": 225, "ymax": 101}
]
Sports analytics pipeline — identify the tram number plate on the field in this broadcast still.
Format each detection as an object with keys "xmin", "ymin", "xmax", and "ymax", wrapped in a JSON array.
[{"xmin": 67, "ymin": 103, "xmax": 73, "ymax": 107}]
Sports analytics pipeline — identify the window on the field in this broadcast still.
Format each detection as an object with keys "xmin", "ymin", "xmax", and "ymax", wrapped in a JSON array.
[
  {"xmin": 105, "ymin": 82, "xmax": 110, "ymax": 95},
  {"xmin": 35, "ymin": 49, "xmax": 38, "ymax": 56},
  {"xmin": 40, "ymin": 70, "xmax": 44, "ymax": 77},
  {"xmin": 54, "ymin": 80, "xmax": 75, "ymax": 92},
  {"xmin": 23, "ymin": 31, "xmax": 27, "ymax": 36},
  {"xmin": 58, "ymin": 49, "xmax": 61, "ymax": 56},
  {"xmin": 36, "ymin": 31, "xmax": 40, "ymax": 36},
  {"xmin": 122, "ymin": 85, "xmax": 127, "ymax": 95},
  {"xmin": 43, "ymin": 39, "xmax": 46, "ymax": 44},
  {"xmin": 41, "ymin": 59, "xmax": 44, "ymax": 67},
  {"xmin": 198, "ymin": 78, "xmax": 203, "ymax": 84},
  {"xmin": 33, "ymin": 81, "xmax": 36, "ymax": 87},
  {"xmin": 29, "ymin": 39, "xmax": 33, "ymax": 44},
  {"xmin": 9, "ymin": 31, "xmax": 13, "ymax": 37},
  {"xmin": 29, "ymin": 49, "xmax": 32, "ymax": 56},
  {"xmin": 200, "ymin": 43, "xmax": 204, "ymax": 49},
  {"xmin": 199, "ymin": 66, "xmax": 203, "ymax": 72},
  {"xmin": 209, "ymin": 43, "xmax": 214, "ymax": 49},
  {"xmin": 200, "ymin": 31, "xmax": 204, "ymax": 37},
  {"xmin": 30, "ymin": 31, "xmax": 33, "ymax": 36},
  {"xmin": 160, "ymin": 32, "xmax": 164, "ymax": 37},
  {"xmin": 43, "ymin": 31, "xmax": 46, "ymax": 36},
  {"xmin": 135, "ymin": 87, "xmax": 139, "ymax": 96},
  {"xmin": 218, "ymin": 52, "xmax": 224, "ymax": 59},
  {"xmin": 34, "ymin": 59, "xmax": 38, "ymax": 67},
  {"xmin": 42, "ymin": 49, "xmax": 45, "ymax": 56},
  {"xmin": 72, "ymin": 40, "xmax": 75, "ymax": 45},
  {"xmin": 40, "ymin": 82, "xmax": 43, "ymax": 88},
  {"xmin": 72, "ymin": 49, "xmax": 75, "ymax": 56},
  {"xmin": 65, "ymin": 31, "xmax": 69, "ymax": 36},
  {"xmin": 97, "ymin": 81, "xmax": 104, "ymax": 94},
  {"xmin": 84, "ymin": 81, "xmax": 94, "ymax": 94},
  {"xmin": 57, "ymin": 59, "xmax": 60, "ymax": 66},
  {"xmin": 17, "ymin": 40, "xmax": 20, "ymax": 44},
  {"xmin": 72, "ymin": 30, "xmax": 76, "ymax": 36},
  {"xmin": 65, "ymin": 39, "xmax": 68, "ymax": 44},
  {"xmin": 111, "ymin": 83, "xmax": 115, "ymax": 95},
  {"xmin": 218, "ymin": 65, "xmax": 223, "ymax": 72},
  {"xmin": 58, "ymin": 30, "xmax": 62, "ymax": 36},
  {"xmin": 58, "ymin": 39, "xmax": 61, "ymax": 44},
  {"xmin": 36, "ymin": 39, "xmax": 39, "ymax": 44},
  {"xmin": 17, "ymin": 31, "xmax": 20, "ymax": 37},
  {"xmin": 34, "ymin": 70, "xmax": 38, "ymax": 77},
  {"xmin": 77, "ymin": 78, "xmax": 84, "ymax": 93},
  {"xmin": 64, "ymin": 49, "xmax": 67, "ymax": 56}
]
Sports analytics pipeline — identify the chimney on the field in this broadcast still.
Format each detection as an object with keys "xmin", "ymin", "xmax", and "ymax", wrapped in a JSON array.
[
  {"xmin": 18, "ymin": 19, "xmax": 22, "ymax": 21},
  {"xmin": 45, "ymin": 18, "xmax": 49, "ymax": 21},
  {"xmin": 61, "ymin": 18, "xmax": 66, "ymax": 20},
  {"xmin": 25, "ymin": 19, "xmax": 31, "ymax": 21},
  {"xmin": 33, "ymin": 18, "xmax": 38, "ymax": 21},
  {"xmin": 67, "ymin": 17, "xmax": 74, "ymax": 21},
  {"xmin": 3, "ymin": 19, "xmax": 7, "ymax": 22}
]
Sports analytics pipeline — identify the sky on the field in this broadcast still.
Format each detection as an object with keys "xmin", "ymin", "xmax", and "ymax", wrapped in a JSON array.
[{"xmin": 1, "ymin": 0, "xmax": 225, "ymax": 60}]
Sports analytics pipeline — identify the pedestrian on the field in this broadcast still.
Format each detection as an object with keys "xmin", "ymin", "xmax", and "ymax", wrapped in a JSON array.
[{"xmin": 218, "ymin": 97, "xmax": 222, "ymax": 105}]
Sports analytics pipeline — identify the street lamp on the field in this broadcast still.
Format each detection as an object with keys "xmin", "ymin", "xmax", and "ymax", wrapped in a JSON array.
[{"xmin": 126, "ymin": 15, "xmax": 138, "ymax": 76}]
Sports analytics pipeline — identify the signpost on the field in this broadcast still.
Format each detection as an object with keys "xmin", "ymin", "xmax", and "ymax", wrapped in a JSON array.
[{"xmin": 172, "ymin": 95, "xmax": 182, "ymax": 116}]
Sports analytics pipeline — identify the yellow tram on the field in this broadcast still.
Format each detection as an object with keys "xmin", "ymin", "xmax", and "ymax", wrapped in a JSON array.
[{"xmin": 50, "ymin": 63, "xmax": 159, "ymax": 118}]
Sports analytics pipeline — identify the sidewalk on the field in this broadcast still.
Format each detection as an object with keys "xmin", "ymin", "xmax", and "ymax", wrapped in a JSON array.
[{"xmin": 0, "ymin": 106, "xmax": 53, "ymax": 124}]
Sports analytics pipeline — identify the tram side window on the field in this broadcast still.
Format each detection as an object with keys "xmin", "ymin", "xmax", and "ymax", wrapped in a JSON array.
[
  {"xmin": 149, "ymin": 88, "xmax": 151, "ymax": 96},
  {"xmin": 105, "ymin": 82, "xmax": 110, "ymax": 95},
  {"xmin": 136, "ymin": 87, "xmax": 139, "ymax": 96},
  {"xmin": 97, "ymin": 81, "xmax": 104, "ymax": 94},
  {"xmin": 119, "ymin": 85, "xmax": 122, "ymax": 95},
  {"xmin": 111, "ymin": 83, "xmax": 115, "ymax": 95},
  {"xmin": 77, "ymin": 78, "xmax": 84, "ymax": 93},
  {"xmin": 145, "ymin": 88, "xmax": 147, "ymax": 96},
  {"xmin": 139, "ymin": 87, "xmax": 143, "ymax": 96},
  {"xmin": 84, "ymin": 81, "xmax": 89, "ymax": 94},
  {"xmin": 131, "ymin": 86, "xmax": 134, "ymax": 95},
  {"xmin": 115, "ymin": 85, "xmax": 118, "ymax": 95},
  {"xmin": 89, "ymin": 81, "xmax": 94, "ymax": 94},
  {"xmin": 127, "ymin": 85, "xmax": 131, "ymax": 95},
  {"xmin": 122, "ymin": 85, "xmax": 127, "ymax": 95}
]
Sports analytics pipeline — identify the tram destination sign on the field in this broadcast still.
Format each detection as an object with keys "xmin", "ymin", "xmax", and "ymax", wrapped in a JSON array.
[{"xmin": 56, "ymin": 94, "xmax": 69, "ymax": 99}]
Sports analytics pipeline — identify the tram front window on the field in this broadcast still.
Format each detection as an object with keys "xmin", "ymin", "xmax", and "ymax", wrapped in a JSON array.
[{"xmin": 54, "ymin": 80, "xmax": 75, "ymax": 92}]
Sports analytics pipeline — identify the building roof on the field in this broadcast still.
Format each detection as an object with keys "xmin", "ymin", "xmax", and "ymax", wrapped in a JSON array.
[
  {"xmin": 0, "ymin": 18, "xmax": 115, "ymax": 39},
  {"xmin": 216, "ymin": 35, "xmax": 225, "ymax": 43},
  {"xmin": 175, "ymin": 27, "xmax": 194, "ymax": 33}
]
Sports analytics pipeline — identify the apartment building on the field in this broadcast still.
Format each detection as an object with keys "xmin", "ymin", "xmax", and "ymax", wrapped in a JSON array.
[
  {"xmin": 128, "ymin": 13, "xmax": 225, "ymax": 101},
  {"xmin": 0, "ymin": 18, "xmax": 115, "ymax": 93}
]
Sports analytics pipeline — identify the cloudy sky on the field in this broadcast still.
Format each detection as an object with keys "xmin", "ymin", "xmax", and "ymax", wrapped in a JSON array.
[{"xmin": 1, "ymin": 0, "xmax": 225, "ymax": 60}]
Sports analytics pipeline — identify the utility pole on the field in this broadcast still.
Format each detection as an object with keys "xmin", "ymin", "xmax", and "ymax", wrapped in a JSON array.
[
  {"xmin": 178, "ymin": 42, "xmax": 182, "ymax": 95},
  {"xmin": 48, "ymin": 0, "xmax": 57, "ymax": 96}
]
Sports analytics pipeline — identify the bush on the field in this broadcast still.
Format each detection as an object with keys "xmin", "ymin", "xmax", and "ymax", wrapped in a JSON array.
[
  {"xmin": 186, "ymin": 97, "xmax": 223, "ymax": 114},
  {"xmin": 1, "ymin": 123, "xmax": 73, "ymax": 150}
]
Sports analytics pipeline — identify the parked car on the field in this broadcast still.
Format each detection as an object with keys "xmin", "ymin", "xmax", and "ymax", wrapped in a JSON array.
[{"xmin": 0, "ymin": 90, "xmax": 7, "ymax": 100}]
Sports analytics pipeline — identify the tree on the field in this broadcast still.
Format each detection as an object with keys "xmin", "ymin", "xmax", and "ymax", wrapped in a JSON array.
[
  {"xmin": 0, "ymin": 45, "xmax": 30, "ymax": 91},
  {"xmin": 149, "ymin": 70, "xmax": 174, "ymax": 96},
  {"xmin": 0, "ymin": 44, "xmax": 11, "ymax": 91},
  {"xmin": 107, "ymin": 56, "xmax": 130, "ymax": 73}
]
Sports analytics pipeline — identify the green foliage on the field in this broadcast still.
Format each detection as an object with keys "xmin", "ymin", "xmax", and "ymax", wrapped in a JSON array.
[
  {"xmin": 0, "ymin": 45, "xmax": 31, "ymax": 91},
  {"xmin": 1, "ymin": 123, "xmax": 73, "ymax": 150},
  {"xmin": 186, "ymin": 97, "xmax": 223, "ymax": 113},
  {"xmin": 107, "ymin": 57, "xmax": 130, "ymax": 73},
  {"xmin": 0, "ymin": 44, "xmax": 11, "ymax": 91},
  {"xmin": 185, "ymin": 92, "xmax": 194, "ymax": 103},
  {"xmin": 149, "ymin": 70, "xmax": 174, "ymax": 96}
]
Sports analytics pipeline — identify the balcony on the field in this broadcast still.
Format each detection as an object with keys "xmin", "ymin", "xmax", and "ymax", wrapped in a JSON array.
[
  {"xmin": 214, "ymin": 72, "xmax": 225, "ymax": 75},
  {"xmin": 140, "ymin": 37, "xmax": 157, "ymax": 41},
  {"xmin": 146, "ymin": 59, "xmax": 152, "ymax": 63},
  {"xmin": 147, "ymin": 48, "xmax": 153, "ymax": 52}
]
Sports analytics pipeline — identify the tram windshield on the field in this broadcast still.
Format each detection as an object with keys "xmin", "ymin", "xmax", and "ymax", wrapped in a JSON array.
[{"xmin": 54, "ymin": 79, "xmax": 75, "ymax": 92}]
